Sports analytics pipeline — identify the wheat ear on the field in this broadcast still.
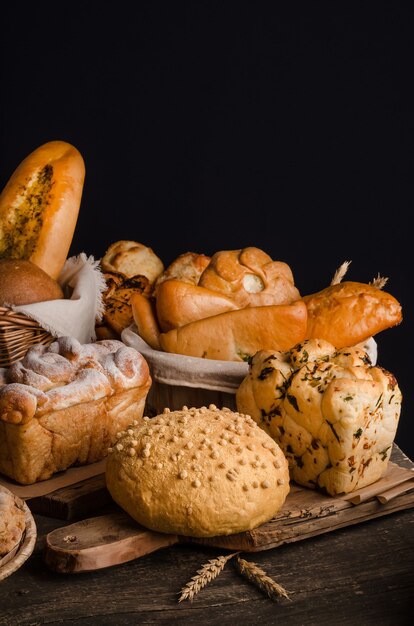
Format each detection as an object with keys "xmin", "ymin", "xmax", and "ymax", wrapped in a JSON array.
[
  {"xmin": 370, "ymin": 273, "xmax": 388, "ymax": 289},
  {"xmin": 330, "ymin": 260, "xmax": 351, "ymax": 285},
  {"xmin": 235, "ymin": 556, "xmax": 290, "ymax": 601},
  {"xmin": 178, "ymin": 552, "xmax": 239, "ymax": 602}
]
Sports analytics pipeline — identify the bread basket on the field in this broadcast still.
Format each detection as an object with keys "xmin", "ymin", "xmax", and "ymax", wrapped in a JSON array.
[
  {"xmin": 122, "ymin": 325, "xmax": 378, "ymax": 416},
  {"xmin": 0, "ymin": 307, "xmax": 53, "ymax": 367}
]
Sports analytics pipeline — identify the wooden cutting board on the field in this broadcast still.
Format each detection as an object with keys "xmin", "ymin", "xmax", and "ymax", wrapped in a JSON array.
[{"xmin": 44, "ymin": 453, "xmax": 414, "ymax": 574}]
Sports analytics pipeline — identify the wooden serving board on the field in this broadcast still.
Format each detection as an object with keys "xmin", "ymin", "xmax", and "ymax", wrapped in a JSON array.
[{"xmin": 43, "ymin": 449, "xmax": 414, "ymax": 574}]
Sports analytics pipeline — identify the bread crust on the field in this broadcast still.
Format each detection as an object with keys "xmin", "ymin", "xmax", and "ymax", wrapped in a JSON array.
[
  {"xmin": 0, "ymin": 141, "xmax": 85, "ymax": 279},
  {"xmin": 159, "ymin": 301, "xmax": 308, "ymax": 361},
  {"xmin": 0, "ymin": 337, "xmax": 151, "ymax": 484},
  {"xmin": 0, "ymin": 259, "xmax": 63, "ymax": 306},
  {"xmin": 155, "ymin": 279, "xmax": 237, "ymax": 332},
  {"xmin": 106, "ymin": 406, "xmax": 290, "ymax": 537},
  {"xmin": 303, "ymin": 281, "xmax": 402, "ymax": 348},
  {"xmin": 131, "ymin": 292, "xmax": 161, "ymax": 350}
]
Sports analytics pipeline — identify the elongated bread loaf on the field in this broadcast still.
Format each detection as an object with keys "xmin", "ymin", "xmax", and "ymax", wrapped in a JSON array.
[
  {"xmin": 0, "ymin": 141, "xmax": 85, "ymax": 279},
  {"xmin": 303, "ymin": 281, "xmax": 402, "ymax": 348},
  {"xmin": 159, "ymin": 300, "xmax": 308, "ymax": 361}
]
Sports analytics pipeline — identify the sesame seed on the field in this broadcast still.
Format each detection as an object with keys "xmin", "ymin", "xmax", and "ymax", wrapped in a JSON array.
[
  {"xmin": 210, "ymin": 450, "xmax": 219, "ymax": 459},
  {"xmin": 218, "ymin": 440, "xmax": 227, "ymax": 446},
  {"xmin": 132, "ymin": 420, "xmax": 138, "ymax": 426},
  {"xmin": 148, "ymin": 428, "xmax": 153, "ymax": 435},
  {"xmin": 128, "ymin": 448, "xmax": 136, "ymax": 457},
  {"xmin": 252, "ymin": 461, "xmax": 260, "ymax": 468},
  {"xmin": 209, "ymin": 404, "xmax": 217, "ymax": 410},
  {"xmin": 179, "ymin": 470, "xmax": 188, "ymax": 479},
  {"xmin": 226, "ymin": 472, "xmax": 236, "ymax": 481},
  {"xmin": 242, "ymin": 485, "xmax": 248, "ymax": 492},
  {"xmin": 247, "ymin": 444, "xmax": 254, "ymax": 451},
  {"xmin": 236, "ymin": 446, "xmax": 243, "ymax": 453},
  {"xmin": 142, "ymin": 449, "xmax": 150, "ymax": 458},
  {"xmin": 116, "ymin": 432, "xmax": 123, "ymax": 439},
  {"xmin": 131, "ymin": 440, "xmax": 138, "ymax": 447},
  {"xmin": 187, "ymin": 506, "xmax": 193, "ymax": 514},
  {"xmin": 186, "ymin": 441, "xmax": 194, "ymax": 449},
  {"xmin": 255, "ymin": 455, "xmax": 260, "ymax": 461},
  {"xmin": 261, "ymin": 480, "xmax": 270, "ymax": 489},
  {"xmin": 171, "ymin": 454, "xmax": 178, "ymax": 462},
  {"xmin": 239, "ymin": 458, "xmax": 247, "ymax": 465},
  {"xmin": 192, "ymin": 479, "xmax": 201, "ymax": 488},
  {"xmin": 273, "ymin": 461, "xmax": 281, "ymax": 469},
  {"xmin": 163, "ymin": 408, "xmax": 170, "ymax": 414},
  {"xmin": 277, "ymin": 478, "xmax": 285, "ymax": 486},
  {"xmin": 271, "ymin": 449, "xmax": 278, "ymax": 456},
  {"xmin": 127, "ymin": 429, "xmax": 134, "ymax": 436},
  {"xmin": 261, "ymin": 463, "xmax": 266, "ymax": 469},
  {"xmin": 144, "ymin": 442, "xmax": 151, "ymax": 449},
  {"xmin": 116, "ymin": 443, "xmax": 123, "ymax": 451},
  {"xmin": 252, "ymin": 481, "xmax": 259, "ymax": 488},
  {"xmin": 230, "ymin": 437, "xmax": 239, "ymax": 445},
  {"xmin": 219, "ymin": 462, "xmax": 226, "ymax": 469},
  {"xmin": 173, "ymin": 435, "xmax": 179, "ymax": 443},
  {"xmin": 107, "ymin": 447, "xmax": 113, "ymax": 453},
  {"xmin": 143, "ymin": 416, "xmax": 150, "ymax": 421},
  {"xmin": 156, "ymin": 463, "xmax": 163, "ymax": 469},
  {"xmin": 193, "ymin": 452, "xmax": 201, "ymax": 460},
  {"xmin": 182, "ymin": 405, "xmax": 188, "ymax": 411}
]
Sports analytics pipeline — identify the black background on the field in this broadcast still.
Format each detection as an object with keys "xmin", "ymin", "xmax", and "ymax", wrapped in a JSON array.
[{"xmin": 1, "ymin": 4, "xmax": 413, "ymax": 458}]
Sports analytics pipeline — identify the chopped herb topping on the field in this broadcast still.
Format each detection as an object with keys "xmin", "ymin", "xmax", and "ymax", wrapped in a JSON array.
[{"xmin": 353, "ymin": 428, "xmax": 363, "ymax": 439}]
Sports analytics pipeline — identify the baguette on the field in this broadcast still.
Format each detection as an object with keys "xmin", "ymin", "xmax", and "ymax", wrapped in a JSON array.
[
  {"xmin": 159, "ymin": 300, "xmax": 308, "ymax": 361},
  {"xmin": 0, "ymin": 141, "xmax": 85, "ymax": 279},
  {"xmin": 155, "ymin": 279, "xmax": 238, "ymax": 331},
  {"xmin": 303, "ymin": 281, "xmax": 402, "ymax": 348},
  {"xmin": 131, "ymin": 292, "xmax": 161, "ymax": 350}
]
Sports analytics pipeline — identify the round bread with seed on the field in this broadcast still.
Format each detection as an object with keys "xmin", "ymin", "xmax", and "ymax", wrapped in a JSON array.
[{"xmin": 105, "ymin": 405, "xmax": 290, "ymax": 537}]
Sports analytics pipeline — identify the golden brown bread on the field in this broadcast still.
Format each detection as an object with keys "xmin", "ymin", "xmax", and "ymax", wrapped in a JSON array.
[
  {"xmin": 0, "ymin": 141, "xmax": 85, "ymax": 279},
  {"xmin": 105, "ymin": 405, "xmax": 290, "ymax": 537},
  {"xmin": 131, "ymin": 292, "xmax": 161, "ymax": 350},
  {"xmin": 154, "ymin": 251, "xmax": 211, "ymax": 293},
  {"xmin": 198, "ymin": 247, "xmax": 300, "ymax": 308},
  {"xmin": 0, "ymin": 336, "xmax": 151, "ymax": 484},
  {"xmin": 159, "ymin": 301, "xmax": 308, "ymax": 361},
  {"xmin": 0, "ymin": 259, "xmax": 64, "ymax": 306},
  {"xmin": 101, "ymin": 240, "xmax": 164, "ymax": 284},
  {"xmin": 303, "ymin": 281, "xmax": 402, "ymax": 348},
  {"xmin": 155, "ymin": 279, "xmax": 238, "ymax": 332},
  {"xmin": 101, "ymin": 273, "xmax": 151, "ymax": 337}
]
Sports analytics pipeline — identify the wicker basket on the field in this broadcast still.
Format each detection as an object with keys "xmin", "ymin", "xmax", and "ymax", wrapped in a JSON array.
[{"xmin": 0, "ymin": 306, "xmax": 54, "ymax": 368}]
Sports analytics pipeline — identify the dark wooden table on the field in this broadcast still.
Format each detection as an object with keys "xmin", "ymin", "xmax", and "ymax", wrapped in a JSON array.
[{"xmin": 1, "ymin": 462, "xmax": 413, "ymax": 625}]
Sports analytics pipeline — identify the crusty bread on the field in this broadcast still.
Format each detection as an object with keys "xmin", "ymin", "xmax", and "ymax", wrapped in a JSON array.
[
  {"xmin": 130, "ymin": 292, "xmax": 161, "ymax": 350},
  {"xmin": 236, "ymin": 339, "xmax": 402, "ymax": 496},
  {"xmin": 0, "ymin": 141, "xmax": 85, "ymax": 280},
  {"xmin": 154, "ymin": 251, "xmax": 211, "ymax": 293},
  {"xmin": 0, "ymin": 259, "xmax": 64, "ymax": 306},
  {"xmin": 101, "ymin": 273, "xmax": 151, "ymax": 337},
  {"xmin": 105, "ymin": 405, "xmax": 290, "ymax": 537},
  {"xmin": 0, "ymin": 336, "xmax": 151, "ymax": 484},
  {"xmin": 155, "ymin": 279, "xmax": 238, "ymax": 332},
  {"xmin": 101, "ymin": 241, "xmax": 164, "ymax": 284},
  {"xmin": 303, "ymin": 281, "xmax": 402, "ymax": 348},
  {"xmin": 198, "ymin": 247, "xmax": 300, "ymax": 308},
  {"xmin": 159, "ymin": 301, "xmax": 308, "ymax": 361}
]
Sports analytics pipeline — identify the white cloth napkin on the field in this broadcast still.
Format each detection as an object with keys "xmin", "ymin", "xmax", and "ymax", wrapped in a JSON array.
[{"xmin": 13, "ymin": 253, "xmax": 106, "ymax": 344}]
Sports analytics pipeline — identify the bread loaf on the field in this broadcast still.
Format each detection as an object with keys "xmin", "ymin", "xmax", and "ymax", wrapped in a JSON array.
[
  {"xmin": 101, "ymin": 240, "xmax": 164, "ymax": 284},
  {"xmin": 303, "ymin": 281, "xmax": 402, "ymax": 348},
  {"xmin": 159, "ymin": 301, "xmax": 308, "ymax": 361},
  {"xmin": 0, "ymin": 336, "xmax": 151, "ymax": 484},
  {"xmin": 0, "ymin": 259, "xmax": 63, "ymax": 306},
  {"xmin": 0, "ymin": 141, "xmax": 85, "ymax": 279},
  {"xmin": 236, "ymin": 339, "xmax": 402, "ymax": 495},
  {"xmin": 106, "ymin": 405, "xmax": 290, "ymax": 537}
]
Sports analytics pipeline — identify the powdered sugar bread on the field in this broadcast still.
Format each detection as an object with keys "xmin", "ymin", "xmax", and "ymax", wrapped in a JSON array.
[
  {"xmin": 105, "ymin": 405, "xmax": 290, "ymax": 537},
  {"xmin": 0, "ymin": 336, "xmax": 151, "ymax": 484}
]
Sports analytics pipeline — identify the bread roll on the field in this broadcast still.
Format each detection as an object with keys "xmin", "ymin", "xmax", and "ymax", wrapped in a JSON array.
[
  {"xmin": 105, "ymin": 405, "xmax": 290, "ymax": 537},
  {"xmin": 0, "ymin": 141, "xmax": 85, "ymax": 279},
  {"xmin": 155, "ymin": 279, "xmax": 237, "ymax": 331},
  {"xmin": 0, "ymin": 489, "xmax": 26, "ymax": 556},
  {"xmin": 198, "ymin": 247, "xmax": 300, "ymax": 308},
  {"xmin": 154, "ymin": 251, "xmax": 211, "ymax": 293},
  {"xmin": 303, "ymin": 281, "xmax": 402, "ymax": 348},
  {"xmin": 159, "ymin": 301, "xmax": 308, "ymax": 361},
  {"xmin": 0, "ymin": 259, "xmax": 63, "ymax": 306},
  {"xmin": 131, "ymin": 292, "xmax": 161, "ymax": 350},
  {"xmin": 101, "ymin": 241, "xmax": 164, "ymax": 284}
]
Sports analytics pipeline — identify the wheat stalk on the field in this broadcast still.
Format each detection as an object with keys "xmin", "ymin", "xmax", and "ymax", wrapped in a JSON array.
[
  {"xmin": 330, "ymin": 260, "xmax": 351, "ymax": 285},
  {"xmin": 370, "ymin": 273, "xmax": 388, "ymax": 289},
  {"xmin": 235, "ymin": 556, "xmax": 290, "ymax": 602},
  {"xmin": 178, "ymin": 552, "xmax": 239, "ymax": 602}
]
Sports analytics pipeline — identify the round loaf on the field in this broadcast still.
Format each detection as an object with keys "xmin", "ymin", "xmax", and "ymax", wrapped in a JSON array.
[
  {"xmin": 0, "ymin": 259, "xmax": 64, "ymax": 306},
  {"xmin": 105, "ymin": 405, "xmax": 290, "ymax": 537}
]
